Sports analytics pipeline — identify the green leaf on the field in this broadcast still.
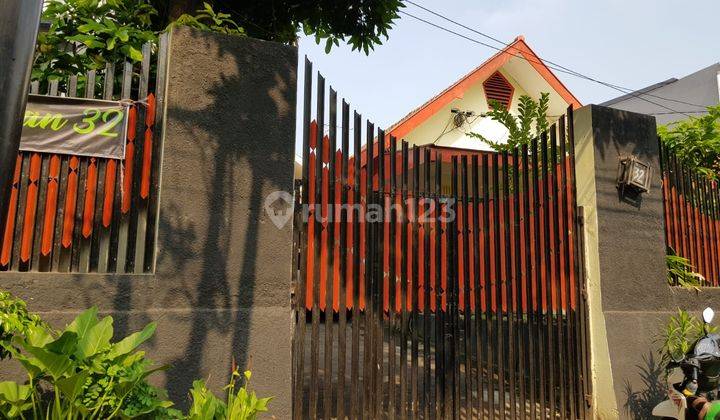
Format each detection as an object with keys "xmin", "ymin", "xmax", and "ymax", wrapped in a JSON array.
[
  {"xmin": 0, "ymin": 381, "xmax": 32, "ymax": 404},
  {"xmin": 106, "ymin": 322, "xmax": 156, "ymax": 360},
  {"xmin": 45, "ymin": 331, "xmax": 78, "ymax": 355},
  {"xmin": 121, "ymin": 45, "xmax": 144, "ymax": 62},
  {"xmin": 56, "ymin": 370, "xmax": 90, "ymax": 402},
  {"xmin": 67, "ymin": 306, "xmax": 98, "ymax": 339},
  {"xmin": 25, "ymin": 345, "xmax": 73, "ymax": 379},
  {"xmin": 75, "ymin": 315, "xmax": 113, "ymax": 359}
]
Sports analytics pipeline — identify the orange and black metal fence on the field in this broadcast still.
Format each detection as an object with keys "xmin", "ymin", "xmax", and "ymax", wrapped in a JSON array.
[
  {"xmin": 1, "ymin": 35, "xmax": 168, "ymax": 274},
  {"xmin": 292, "ymin": 58, "xmax": 592, "ymax": 419},
  {"xmin": 661, "ymin": 144, "xmax": 720, "ymax": 286}
]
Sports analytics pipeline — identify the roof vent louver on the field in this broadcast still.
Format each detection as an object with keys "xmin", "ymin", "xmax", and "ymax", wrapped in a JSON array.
[{"xmin": 483, "ymin": 71, "xmax": 514, "ymax": 110}]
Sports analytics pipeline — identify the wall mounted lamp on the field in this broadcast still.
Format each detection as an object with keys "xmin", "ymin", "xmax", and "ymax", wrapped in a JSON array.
[{"xmin": 617, "ymin": 156, "xmax": 652, "ymax": 194}]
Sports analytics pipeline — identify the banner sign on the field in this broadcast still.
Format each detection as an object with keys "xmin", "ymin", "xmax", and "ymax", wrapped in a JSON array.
[{"xmin": 20, "ymin": 94, "xmax": 130, "ymax": 159}]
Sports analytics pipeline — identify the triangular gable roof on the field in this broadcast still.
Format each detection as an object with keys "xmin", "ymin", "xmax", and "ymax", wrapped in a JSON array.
[{"xmin": 387, "ymin": 36, "xmax": 582, "ymax": 140}]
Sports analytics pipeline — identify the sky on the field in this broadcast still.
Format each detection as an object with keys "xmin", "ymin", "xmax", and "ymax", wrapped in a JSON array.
[{"xmin": 296, "ymin": 0, "xmax": 720, "ymax": 131}]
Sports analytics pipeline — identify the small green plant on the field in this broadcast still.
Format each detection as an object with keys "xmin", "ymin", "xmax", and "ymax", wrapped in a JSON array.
[
  {"xmin": 659, "ymin": 308, "xmax": 717, "ymax": 367},
  {"xmin": 469, "ymin": 92, "xmax": 550, "ymax": 152},
  {"xmin": 169, "ymin": 3, "xmax": 246, "ymax": 36},
  {"xmin": 187, "ymin": 367, "xmax": 271, "ymax": 420},
  {"xmin": 666, "ymin": 250, "xmax": 704, "ymax": 290}
]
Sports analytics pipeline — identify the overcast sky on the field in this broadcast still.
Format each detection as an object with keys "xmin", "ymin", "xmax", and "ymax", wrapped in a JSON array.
[{"xmin": 296, "ymin": 0, "xmax": 720, "ymax": 130}]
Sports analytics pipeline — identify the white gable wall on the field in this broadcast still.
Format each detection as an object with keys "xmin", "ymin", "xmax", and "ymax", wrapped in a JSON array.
[{"xmin": 400, "ymin": 56, "xmax": 571, "ymax": 151}]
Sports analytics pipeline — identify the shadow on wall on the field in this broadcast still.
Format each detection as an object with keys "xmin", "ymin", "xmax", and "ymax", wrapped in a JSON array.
[
  {"xmin": 623, "ymin": 351, "xmax": 666, "ymax": 419},
  {"xmin": 109, "ymin": 29, "xmax": 295, "ymax": 405}
]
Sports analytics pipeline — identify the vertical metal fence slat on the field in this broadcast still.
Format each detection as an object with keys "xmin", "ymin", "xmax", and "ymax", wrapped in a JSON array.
[
  {"xmin": 387, "ymin": 134, "xmax": 397, "ymax": 420},
  {"xmin": 423, "ymin": 147, "xmax": 434, "ymax": 420},
  {"xmin": 337, "ymin": 98, "xmax": 349, "ymax": 420},
  {"xmin": 32, "ymin": 153, "xmax": 50, "ymax": 271},
  {"xmin": 400, "ymin": 140, "xmax": 409, "ymax": 420},
  {"xmin": 434, "ymin": 151, "xmax": 445, "ymax": 420},
  {"xmin": 309, "ymin": 72, "xmax": 325, "ymax": 420},
  {"xmin": 411, "ymin": 145, "xmax": 421, "ymax": 420},
  {"xmin": 491, "ymin": 151, "xmax": 507, "ymax": 420},
  {"xmin": 140, "ymin": 33, "xmax": 168, "ymax": 273},
  {"xmin": 350, "ymin": 110, "xmax": 362, "ymax": 420},
  {"xmin": 470, "ymin": 155, "xmax": 484, "ymax": 419},
  {"xmin": 122, "ymin": 43, "xmax": 152, "ymax": 273},
  {"xmin": 37, "ymin": 82, "xmax": 62, "ymax": 271},
  {"xmin": 559, "ymin": 116, "xmax": 577, "ymax": 420},
  {"xmin": 480, "ymin": 153, "xmax": 493, "ymax": 418},
  {"xmin": 551, "ymin": 125, "xmax": 568, "ymax": 419},
  {"xmin": 502, "ymin": 150, "xmax": 517, "ymax": 419},
  {"xmin": 512, "ymin": 147, "xmax": 527, "ymax": 420},
  {"xmin": 376, "ymin": 128, "xmax": 386, "ymax": 420},
  {"xmin": 449, "ymin": 156, "xmax": 460, "ymax": 419},
  {"xmin": 460, "ymin": 156, "xmax": 473, "ymax": 419},
  {"xmin": 364, "ymin": 120, "xmax": 375, "ymax": 420},
  {"xmin": 323, "ymin": 87, "xmax": 337, "ymax": 420},
  {"xmin": 541, "ymin": 131, "xmax": 557, "ymax": 418},
  {"xmin": 521, "ymin": 143, "xmax": 537, "ymax": 420},
  {"xmin": 1, "ymin": 155, "xmax": 23, "ymax": 270},
  {"xmin": 292, "ymin": 57, "xmax": 312, "ymax": 420},
  {"xmin": 530, "ymin": 136, "xmax": 547, "ymax": 418},
  {"xmin": 20, "ymin": 153, "xmax": 42, "ymax": 270}
]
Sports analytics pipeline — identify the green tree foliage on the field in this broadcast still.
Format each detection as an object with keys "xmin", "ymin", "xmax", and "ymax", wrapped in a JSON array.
[
  {"xmin": 168, "ymin": 2, "xmax": 246, "ymax": 36},
  {"xmin": 658, "ymin": 105, "xmax": 720, "ymax": 180},
  {"xmin": 152, "ymin": 0, "xmax": 405, "ymax": 54},
  {"xmin": 469, "ymin": 92, "xmax": 550, "ymax": 152},
  {"xmin": 35, "ymin": 0, "xmax": 158, "ymax": 83}
]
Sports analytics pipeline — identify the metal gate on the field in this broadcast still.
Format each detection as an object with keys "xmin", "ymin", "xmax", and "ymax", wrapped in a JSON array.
[{"xmin": 292, "ymin": 58, "xmax": 592, "ymax": 419}]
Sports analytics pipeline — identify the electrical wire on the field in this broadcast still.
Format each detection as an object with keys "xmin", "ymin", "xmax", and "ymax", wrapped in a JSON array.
[
  {"xmin": 398, "ymin": 9, "xmax": 696, "ymax": 117},
  {"xmin": 404, "ymin": 0, "xmax": 708, "ymax": 110}
]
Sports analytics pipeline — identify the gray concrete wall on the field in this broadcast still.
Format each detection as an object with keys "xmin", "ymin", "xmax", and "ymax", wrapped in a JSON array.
[
  {"xmin": 574, "ymin": 105, "xmax": 720, "ymax": 419},
  {"xmin": 0, "ymin": 27, "xmax": 297, "ymax": 418},
  {"xmin": 602, "ymin": 63, "xmax": 720, "ymax": 125}
]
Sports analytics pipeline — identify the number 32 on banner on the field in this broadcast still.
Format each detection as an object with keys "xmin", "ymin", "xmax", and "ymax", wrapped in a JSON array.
[{"xmin": 73, "ymin": 108, "xmax": 124, "ymax": 138}]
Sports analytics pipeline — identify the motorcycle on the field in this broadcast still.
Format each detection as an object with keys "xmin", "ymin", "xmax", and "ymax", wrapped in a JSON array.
[{"xmin": 654, "ymin": 308, "xmax": 720, "ymax": 419}]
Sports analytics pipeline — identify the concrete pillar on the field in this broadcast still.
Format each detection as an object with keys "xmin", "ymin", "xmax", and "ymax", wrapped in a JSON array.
[
  {"xmin": 158, "ymin": 27, "xmax": 297, "ymax": 416},
  {"xmin": 574, "ymin": 105, "xmax": 668, "ymax": 419}
]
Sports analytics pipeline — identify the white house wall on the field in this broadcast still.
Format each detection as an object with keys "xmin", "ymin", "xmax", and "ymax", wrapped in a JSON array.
[
  {"xmin": 400, "ymin": 58, "xmax": 570, "ymax": 151},
  {"xmin": 402, "ymin": 69, "xmax": 530, "ymax": 151}
]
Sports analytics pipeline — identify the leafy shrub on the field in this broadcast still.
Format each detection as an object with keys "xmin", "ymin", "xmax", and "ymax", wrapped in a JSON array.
[
  {"xmin": 0, "ymin": 291, "xmax": 46, "ymax": 360},
  {"xmin": 0, "ymin": 291, "xmax": 272, "ymax": 419},
  {"xmin": 659, "ymin": 105, "xmax": 720, "ymax": 180},
  {"xmin": 0, "ymin": 300, "xmax": 178, "ymax": 418}
]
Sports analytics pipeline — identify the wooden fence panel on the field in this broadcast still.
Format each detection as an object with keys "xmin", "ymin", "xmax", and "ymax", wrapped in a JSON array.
[{"xmin": 0, "ymin": 38, "xmax": 167, "ymax": 274}]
